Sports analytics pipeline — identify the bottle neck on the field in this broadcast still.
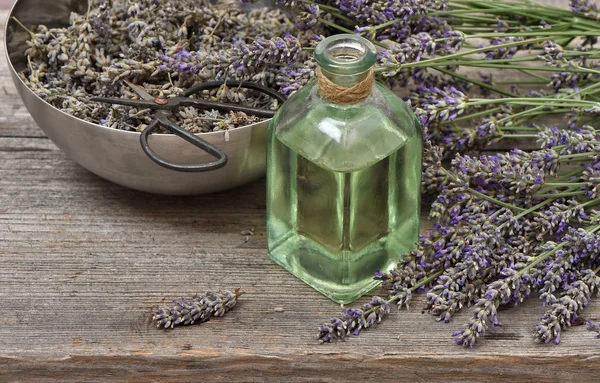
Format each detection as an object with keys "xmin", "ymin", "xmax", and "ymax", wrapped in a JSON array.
[{"xmin": 319, "ymin": 67, "xmax": 373, "ymax": 88}]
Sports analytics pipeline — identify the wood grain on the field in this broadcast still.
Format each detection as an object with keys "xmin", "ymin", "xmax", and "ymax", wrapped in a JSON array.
[{"xmin": 2, "ymin": 4, "xmax": 600, "ymax": 382}]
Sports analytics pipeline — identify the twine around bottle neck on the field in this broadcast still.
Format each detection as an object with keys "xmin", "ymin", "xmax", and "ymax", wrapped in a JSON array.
[{"xmin": 316, "ymin": 67, "xmax": 375, "ymax": 105}]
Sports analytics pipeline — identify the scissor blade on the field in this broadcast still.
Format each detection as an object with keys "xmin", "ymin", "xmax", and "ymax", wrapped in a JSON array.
[
  {"xmin": 124, "ymin": 80, "xmax": 155, "ymax": 101},
  {"xmin": 90, "ymin": 97, "xmax": 158, "ymax": 108}
]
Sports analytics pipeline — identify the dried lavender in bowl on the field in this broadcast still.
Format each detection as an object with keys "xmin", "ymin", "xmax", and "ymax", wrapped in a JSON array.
[{"xmin": 18, "ymin": 0, "xmax": 321, "ymax": 133}]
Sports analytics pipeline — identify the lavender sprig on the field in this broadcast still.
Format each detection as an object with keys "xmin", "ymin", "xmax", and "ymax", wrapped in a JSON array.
[
  {"xmin": 452, "ymin": 270, "xmax": 521, "ymax": 348},
  {"xmin": 318, "ymin": 296, "xmax": 390, "ymax": 343},
  {"xmin": 153, "ymin": 289, "xmax": 243, "ymax": 329},
  {"xmin": 318, "ymin": 270, "xmax": 443, "ymax": 343},
  {"xmin": 536, "ymin": 269, "xmax": 600, "ymax": 344}
]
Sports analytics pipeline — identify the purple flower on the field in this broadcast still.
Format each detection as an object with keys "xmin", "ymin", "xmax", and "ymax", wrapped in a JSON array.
[
  {"xmin": 586, "ymin": 319, "xmax": 600, "ymax": 339},
  {"xmin": 161, "ymin": 35, "xmax": 302, "ymax": 79},
  {"xmin": 318, "ymin": 296, "xmax": 392, "ymax": 343},
  {"xmin": 570, "ymin": 0, "xmax": 599, "ymax": 18},
  {"xmin": 153, "ymin": 289, "xmax": 242, "ymax": 329},
  {"xmin": 454, "ymin": 272, "xmax": 519, "ymax": 347},
  {"xmin": 536, "ymin": 271, "xmax": 599, "ymax": 344}
]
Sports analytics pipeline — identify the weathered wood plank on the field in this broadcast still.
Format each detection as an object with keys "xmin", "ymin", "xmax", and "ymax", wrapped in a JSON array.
[
  {"xmin": 1, "ymin": 353, "xmax": 600, "ymax": 383},
  {"xmin": 1, "ymin": 109, "xmax": 600, "ymax": 380},
  {"xmin": 2, "ymin": 3, "xmax": 600, "ymax": 382}
]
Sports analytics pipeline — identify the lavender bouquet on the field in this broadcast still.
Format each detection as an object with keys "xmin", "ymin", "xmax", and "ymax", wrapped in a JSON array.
[{"xmin": 282, "ymin": 0, "xmax": 600, "ymax": 347}]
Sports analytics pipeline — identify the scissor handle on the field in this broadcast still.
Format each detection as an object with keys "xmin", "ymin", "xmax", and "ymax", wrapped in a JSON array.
[{"xmin": 140, "ymin": 114, "xmax": 227, "ymax": 172}]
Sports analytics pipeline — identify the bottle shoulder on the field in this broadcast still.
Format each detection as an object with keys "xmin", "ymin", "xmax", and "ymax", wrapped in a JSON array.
[{"xmin": 271, "ymin": 82, "xmax": 422, "ymax": 172}]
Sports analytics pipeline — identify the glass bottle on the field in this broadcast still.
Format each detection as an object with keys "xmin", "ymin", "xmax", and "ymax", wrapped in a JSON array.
[{"xmin": 266, "ymin": 34, "xmax": 422, "ymax": 304}]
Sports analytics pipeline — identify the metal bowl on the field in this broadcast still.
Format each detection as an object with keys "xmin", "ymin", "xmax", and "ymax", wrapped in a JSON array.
[{"xmin": 4, "ymin": 0, "xmax": 269, "ymax": 195}]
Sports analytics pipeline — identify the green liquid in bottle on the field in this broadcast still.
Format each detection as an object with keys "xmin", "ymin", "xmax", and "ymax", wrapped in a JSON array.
[{"xmin": 266, "ymin": 35, "xmax": 422, "ymax": 303}]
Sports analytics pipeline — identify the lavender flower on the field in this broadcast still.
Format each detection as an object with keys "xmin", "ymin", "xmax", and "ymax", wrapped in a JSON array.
[
  {"xmin": 536, "ymin": 270, "xmax": 600, "ymax": 344},
  {"xmin": 452, "ymin": 152, "xmax": 545, "ymax": 196},
  {"xmin": 530, "ymin": 202, "xmax": 589, "ymax": 241},
  {"xmin": 276, "ymin": 60, "xmax": 317, "ymax": 95},
  {"xmin": 538, "ymin": 41, "xmax": 570, "ymax": 68},
  {"xmin": 453, "ymin": 270, "xmax": 520, "ymax": 347},
  {"xmin": 582, "ymin": 156, "xmax": 600, "ymax": 198},
  {"xmin": 378, "ymin": 33, "xmax": 434, "ymax": 69},
  {"xmin": 586, "ymin": 319, "xmax": 600, "ymax": 338},
  {"xmin": 537, "ymin": 125, "xmax": 598, "ymax": 154},
  {"xmin": 570, "ymin": 0, "xmax": 600, "ymax": 19},
  {"xmin": 426, "ymin": 263, "xmax": 486, "ymax": 323},
  {"xmin": 161, "ymin": 34, "xmax": 302, "ymax": 78},
  {"xmin": 338, "ymin": 0, "xmax": 447, "ymax": 26},
  {"xmin": 484, "ymin": 37, "xmax": 521, "ymax": 61},
  {"xmin": 411, "ymin": 85, "xmax": 468, "ymax": 127},
  {"xmin": 153, "ymin": 289, "xmax": 242, "ymax": 329},
  {"xmin": 295, "ymin": 3, "xmax": 320, "ymax": 30},
  {"xmin": 318, "ymin": 296, "xmax": 391, "ymax": 343},
  {"xmin": 422, "ymin": 138, "xmax": 450, "ymax": 194}
]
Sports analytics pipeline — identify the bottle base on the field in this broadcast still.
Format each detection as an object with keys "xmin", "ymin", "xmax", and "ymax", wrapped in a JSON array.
[{"xmin": 268, "ymin": 231, "xmax": 401, "ymax": 304}]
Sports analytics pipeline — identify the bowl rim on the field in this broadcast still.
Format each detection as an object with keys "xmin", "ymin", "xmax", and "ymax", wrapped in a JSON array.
[{"xmin": 3, "ymin": 2, "xmax": 270, "ymax": 139}]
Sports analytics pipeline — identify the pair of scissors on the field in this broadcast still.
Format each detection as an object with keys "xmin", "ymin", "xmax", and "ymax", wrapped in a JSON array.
[{"xmin": 91, "ymin": 80, "xmax": 286, "ymax": 172}]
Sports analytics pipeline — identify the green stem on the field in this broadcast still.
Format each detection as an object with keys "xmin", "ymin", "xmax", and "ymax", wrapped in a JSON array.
[
  {"xmin": 468, "ymin": 98, "xmax": 598, "ymax": 108},
  {"xmin": 498, "ymin": 184, "xmax": 582, "ymax": 230},
  {"xmin": 500, "ymin": 126, "xmax": 540, "ymax": 131},
  {"xmin": 422, "ymin": 62, "xmax": 600, "ymax": 76},
  {"xmin": 519, "ymin": 242, "xmax": 568, "ymax": 275},
  {"xmin": 411, "ymin": 270, "xmax": 444, "ymax": 291},
  {"xmin": 446, "ymin": 51, "xmax": 600, "ymax": 66},
  {"xmin": 316, "ymin": 17, "xmax": 354, "ymax": 34},
  {"xmin": 433, "ymin": 67, "xmax": 517, "ymax": 98},
  {"xmin": 517, "ymin": 70, "xmax": 551, "ymax": 82},
  {"xmin": 544, "ymin": 182, "xmax": 587, "ymax": 187},
  {"xmin": 493, "ymin": 81, "xmax": 600, "ymax": 125},
  {"xmin": 557, "ymin": 168, "xmax": 586, "ymax": 178},
  {"xmin": 442, "ymin": 107, "xmax": 502, "ymax": 125},
  {"xmin": 375, "ymin": 37, "xmax": 552, "ymax": 73},
  {"xmin": 502, "ymin": 134, "xmax": 538, "ymax": 138},
  {"xmin": 534, "ymin": 190, "xmax": 587, "ymax": 198},
  {"xmin": 11, "ymin": 17, "xmax": 34, "ymax": 36},
  {"xmin": 559, "ymin": 152, "xmax": 596, "ymax": 159},
  {"xmin": 561, "ymin": 159, "xmax": 594, "ymax": 164},
  {"xmin": 582, "ymin": 198, "xmax": 600, "ymax": 209},
  {"xmin": 536, "ymin": 168, "xmax": 584, "ymax": 194},
  {"xmin": 468, "ymin": 188, "xmax": 527, "ymax": 212},
  {"xmin": 495, "ymin": 80, "xmax": 548, "ymax": 85},
  {"xmin": 467, "ymin": 31, "xmax": 600, "ymax": 38}
]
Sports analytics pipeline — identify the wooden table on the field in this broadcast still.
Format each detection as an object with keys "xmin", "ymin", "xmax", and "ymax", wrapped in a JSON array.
[{"xmin": 2, "ymin": 9, "xmax": 600, "ymax": 383}]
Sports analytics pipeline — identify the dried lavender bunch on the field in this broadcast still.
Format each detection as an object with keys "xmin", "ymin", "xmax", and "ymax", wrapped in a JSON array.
[
  {"xmin": 362, "ymin": 130, "xmax": 600, "ymax": 347},
  {"xmin": 18, "ymin": 0, "xmax": 317, "ymax": 132},
  {"xmin": 153, "ymin": 288, "xmax": 243, "ymax": 329}
]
